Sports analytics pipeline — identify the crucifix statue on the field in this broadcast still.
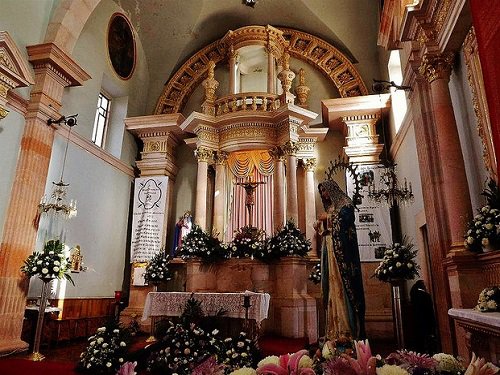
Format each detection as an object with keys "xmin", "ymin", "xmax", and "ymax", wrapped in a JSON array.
[{"xmin": 236, "ymin": 176, "xmax": 265, "ymax": 228}]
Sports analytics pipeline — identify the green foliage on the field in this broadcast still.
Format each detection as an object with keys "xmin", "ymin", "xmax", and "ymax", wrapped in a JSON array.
[{"xmin": 144, "ymin": 251, "xmax": 172, "ymax": 284}]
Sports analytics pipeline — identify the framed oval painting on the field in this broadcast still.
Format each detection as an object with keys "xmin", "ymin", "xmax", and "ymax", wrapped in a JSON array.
[{"xmin": 107, "ymin": 13, "xmax": 136, "ymax": 80}]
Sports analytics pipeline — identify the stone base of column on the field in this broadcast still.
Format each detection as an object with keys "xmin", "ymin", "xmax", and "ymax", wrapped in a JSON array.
[{"xmin": 0, "ymin": 338, "xmax": 29, "ymax": 355}]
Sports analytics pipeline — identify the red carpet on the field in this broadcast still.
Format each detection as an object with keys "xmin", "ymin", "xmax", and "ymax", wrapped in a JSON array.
[{"xmin": 0, "ymin": 358, "xmax": 79, "ymax": 375}]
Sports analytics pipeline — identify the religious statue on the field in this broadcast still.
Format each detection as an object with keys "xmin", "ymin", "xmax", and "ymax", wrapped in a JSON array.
[
  {"xmin": 316, "ymin": 179, "xmax": 366, "ymax": 339},
  {"xmin": 172, "ymin": 211, "xmax": 193, "ymax": 256}
]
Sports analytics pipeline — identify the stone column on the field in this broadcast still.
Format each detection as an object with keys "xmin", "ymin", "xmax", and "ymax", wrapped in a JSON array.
[
  {"xmin": 228, "ymin": 46, "xmax": 238, "ymax": 95},
  {"xmin": 0, "ymin": 43, "xmax": 89, "ymax": 353},
  {"xmin": 303, "ymin": 158, "xmax": 317, "ymax": 256},
  {"xmin": 270, "ymin": 146, "xmax": 285, "ymax": 229},
  {"xmin": 267, "ymin": 47, "xmax": 276, "ymax": 94},
  {"xmin": 419, "ymin": 53, "xmax": 472, "ymax": 248},
  {"xmin": 283, "ymin": 141, "xmax": 299, "ymax": 223},
  {"xmin": 213, "ymin": 151, "xmax": 228, "ymax": 239},
  {"xmin": 194, "ymin": 146, "xmax": 214, "ymax": 231}
]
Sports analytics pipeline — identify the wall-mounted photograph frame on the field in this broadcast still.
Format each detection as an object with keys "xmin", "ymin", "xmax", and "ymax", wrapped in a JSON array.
[{"xmin": 107, "ymin": 13, "xmax": 136, "ymax": 80}]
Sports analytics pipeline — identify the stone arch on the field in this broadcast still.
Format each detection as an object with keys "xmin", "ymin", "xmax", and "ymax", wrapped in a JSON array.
[
  {"xmin": 155, "ymin": 27, "xmax": 368, "ymax": 115},
  {"xmin": 43, "ymin": 0, "xmax": 101, "ymax": 54}
]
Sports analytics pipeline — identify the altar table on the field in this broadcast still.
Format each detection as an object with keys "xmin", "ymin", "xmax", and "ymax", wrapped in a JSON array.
[{"xmin": 142, "ymin": 291, "xmax": 270, "ymax": 325}]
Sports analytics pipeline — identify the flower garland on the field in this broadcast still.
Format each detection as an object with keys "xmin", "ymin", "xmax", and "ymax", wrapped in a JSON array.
[
  {"xmin": 144, "ymin": 251, "xmax": 172, "ymax": 284},
  {"xmin": 21, "ymin": 239, "xmax": 74, "ymax": 285},
  {"xmin": 265, "ymin": 220, "xmax": 311, "ymax": 260},
  {"xmin": 475, "ymin": 286, "xmax": 500, "ymax": 312},
  {"xmin": 373, "ymin": 239, "xmax": 419, "ymax": 283},
  {"xmin": 78, "ymin": 324, "xmax": 129, "ymax": 373}
]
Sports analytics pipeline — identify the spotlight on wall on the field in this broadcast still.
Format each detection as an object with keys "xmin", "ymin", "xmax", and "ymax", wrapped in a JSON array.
[
  {"xmin": 242, "ymin": 0, "xmax": 257, "ymax": 7},
  {"xmin": 372, "ymin": 79, "xmax": 412, "ymax": 94},
  {"xmin": 47, "ymin": 114, "xmax": 78, "ymax": 127}
]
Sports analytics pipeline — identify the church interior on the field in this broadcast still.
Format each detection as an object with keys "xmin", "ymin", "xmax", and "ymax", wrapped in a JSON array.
[{"xmin": 0, "ymin": 0, "xmax": 499, "ymax": 373}]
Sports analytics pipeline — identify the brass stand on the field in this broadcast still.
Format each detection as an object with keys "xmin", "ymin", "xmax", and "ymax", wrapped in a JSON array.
[
  {"xmin": 391, "ymin": 280, "xmax": 405, "ymax": 349},
  {"xmin": 31, "ymin": 279, "xmax": 51, "ymax": 361},
  {"xmin": 146, "ymin": 284, "xmax": 158, "ymax": 343}
]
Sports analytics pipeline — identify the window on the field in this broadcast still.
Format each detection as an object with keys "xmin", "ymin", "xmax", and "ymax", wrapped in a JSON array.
[
  {"xmin": 92, "ymin": 92, "xmax": 111, "ymax": 147},
  {"xmin": 388, "ymin": 50, "xmax": 407, "ymax": 132}
]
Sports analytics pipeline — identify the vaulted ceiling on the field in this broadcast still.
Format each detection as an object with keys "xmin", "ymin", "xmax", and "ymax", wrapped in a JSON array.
[{"xmin": 113, "ymin": 0, "xmax": 383, "ymax": 112}]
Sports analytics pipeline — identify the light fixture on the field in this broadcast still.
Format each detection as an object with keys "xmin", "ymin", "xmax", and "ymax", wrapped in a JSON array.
[
  {"xmin": 242, "ymin": 0, "xmax": 257, "ymax": 7},
  {"xmin": 367, "ymin": 162, "xmax": 414, "ymax": 207},
  {"xmin": 372, "ymin": 79, "xmax": 412, "ymax": 94},
  {"xmin": 39, "ymin": 115, "xmax": 78, "ymax": 219}
]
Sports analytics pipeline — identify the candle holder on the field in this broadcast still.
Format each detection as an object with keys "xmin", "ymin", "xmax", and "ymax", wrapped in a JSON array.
[{"xmin": 243, "ymin": 293, "xmax": 251, "ymax": 333}]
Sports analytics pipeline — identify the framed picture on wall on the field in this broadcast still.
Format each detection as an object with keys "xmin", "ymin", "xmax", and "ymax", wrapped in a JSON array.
[{"xmin": 107, "ymin": 13, "xmax": 136, "ymax": 80}]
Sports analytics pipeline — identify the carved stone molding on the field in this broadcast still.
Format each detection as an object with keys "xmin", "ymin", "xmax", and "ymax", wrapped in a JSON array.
[
  {"xmin": 463, "ymin": 27, "xmax": 497, "ymax": 180},
  {"xmin": 0, "ymin": 31, "xmax": 35, "ymax": 119},
  {"xmin": 155, "ymin": 26, "xmax": 368, "ymax": 114},
  {"xmin": 194, "ymin": 146, "xmax": 214, "ymax": 163},
  {"xmin": 418, "ymin": 52, "xmax": 454, "ymax": 83},
  {"xmin": 269, "ymin": 145, "xmax": 285, "ymax": 161}
]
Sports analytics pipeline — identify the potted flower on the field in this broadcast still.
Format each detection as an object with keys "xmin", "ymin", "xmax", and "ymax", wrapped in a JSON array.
[
  {"xmin": 373, "ymin": 239, "xmax": 419, "ymax": 283},
  {"xmin": 228, "ymin": 225, "xmax": 266, "ymax": 259},
  {"xmin": 265, "ymin": 220, "xmax": 311, "ymax": 260},
  {"xmin": 464, "ymin": 179, "xmax": 500, "ymax": 252},
  {"xmin": 177, "ymin": 224, "xmax": 227, "ymax": 263},
  {"xmin": 144, "ymin": 250, "xmax": 172, "ymax": 289}
]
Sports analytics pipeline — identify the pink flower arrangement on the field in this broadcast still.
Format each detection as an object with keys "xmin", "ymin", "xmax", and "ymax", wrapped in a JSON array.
[{"xmin": 257, "ymin": 349, "xmax": 315, "ymax": 374}]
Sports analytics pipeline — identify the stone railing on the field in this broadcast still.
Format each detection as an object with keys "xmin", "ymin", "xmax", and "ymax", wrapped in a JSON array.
[{"xmin": 215, "ymin": 93, "xmax": 280, "ymax": 115}]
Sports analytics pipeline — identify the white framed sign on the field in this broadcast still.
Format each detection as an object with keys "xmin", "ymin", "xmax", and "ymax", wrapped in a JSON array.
[
  {"xmin": 347, "ymin": 165, "xmax": 392, "ymax": 262},
  {"xmin": 130, "ymin": 176, "xmax": 168, "ymax": 263}
]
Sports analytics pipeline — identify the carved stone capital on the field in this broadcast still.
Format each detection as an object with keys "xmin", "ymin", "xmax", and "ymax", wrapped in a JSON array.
[
  {"xmin": 194, "ymin": 146, "xmax": 214, "ymax": 163},
  {"xmin": 282, "ymin": 140, "xmax": 299, "ymax": 156},
  {"xmin": 214, "ymin": 151, "xmax": 228, "ymax": 165},
  {"xmin": 419, "ymin": 52, "xmax": 455, "ymax": 83},
  {"xmin": 0, "ymin": 105, "xmax": 8, "ymax": 119},
  {"xmin": 269, "ymin": 146, "xmax": 285, "ymax": 161},
  {"xmin": 303, "ymin": 158, "xmax": 317, "ymax": 172}
]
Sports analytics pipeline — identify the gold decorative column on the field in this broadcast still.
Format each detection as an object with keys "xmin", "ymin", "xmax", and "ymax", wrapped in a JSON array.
[
  {"xmin": 283, "ymin": 141, "xmax": 299, "ymax": 223},
  {"xmin": 419, "ymin": 53, "xmax": 472, "ymax": 248},
  {"xmin": 201, "ymin": 61, "xmax": 219, "ymax": 116},
  {"xmin": 277, "ymin": 52, "xmax": 296, "ymax": 104},
  {"xmin": 213, "ymin": 151, "xmax": 228, "ymax": 239},
  {"xmin": 194, "ymin": 146, "xmax": 214, "ymax": 231},
  {"xmin": 303, "ymin": 158, "xmax": 317, "ymax": 256},
  {"xmin": 270, "ymin": 146, "xmax": 286, "ymax": 229},
  {"xmin": 0, "ymin": 43, "xmax": 89, "ymax": 354},
  {"xmin": 295, "ymin": 68, "xmax": 310, "ymax": 108}
]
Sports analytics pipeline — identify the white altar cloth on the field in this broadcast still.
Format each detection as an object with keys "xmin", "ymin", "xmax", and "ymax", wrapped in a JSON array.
[
  {"xmin": 142, "ymin": 291, "xmax": 270, "ymax": 323},
  {"xmin": 448, "ymin": 308, "xmax": 500, "ymax": 328}
]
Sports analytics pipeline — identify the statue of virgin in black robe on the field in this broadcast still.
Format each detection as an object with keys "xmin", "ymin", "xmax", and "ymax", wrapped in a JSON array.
[{"xmin": 317, "ymin": 179, "xmax": 366, "ymax": 339}]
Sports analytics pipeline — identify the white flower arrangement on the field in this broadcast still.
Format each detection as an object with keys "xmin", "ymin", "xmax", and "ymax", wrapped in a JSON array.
[
  {"xmin": 464, "ymin": 179, "xmax": 500, "ymax": 252},
  {"xmin": 228, "ymin": 226, "xmax": 266, "ymax": 259},
  {"xmin": 78, "ymin": 325, "xmax": 128, "ymax": 373},
  {"xmin": 309, "ymin": 262, "xmax": 321, "ymax": 284},
  {"xmin": 222, "ymin": 331, "xmax": 258, "ymax": 372},
  {"xmin": 21, "ymin": 239, "xmax": 74, "ymax": 285},
  {"xmin": 464, "ymin": 205, "xmax": 500, "ymax": 252},
  {"xmin": 265, "ymin": 220, "xmax": 311, "ymax": 259},
  {"xmin": 373, "ymin": 239, "xmax": 419, "ymax": 283},
  {"xmin": 475, "ymin": 286, "xmax": 500, "ymax": 312},
  {"xmin": 432, "ymin": 353, "xmax": 464, "ymax": 375},
  {"xmin": 144, "ymin": 251, "xmax": 172, "ymax": 284}
]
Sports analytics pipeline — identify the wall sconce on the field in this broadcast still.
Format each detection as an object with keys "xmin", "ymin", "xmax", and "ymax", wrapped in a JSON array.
[{"xmin": 372, "ymin": 79, "xmax": 412, "ymax": 94}]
